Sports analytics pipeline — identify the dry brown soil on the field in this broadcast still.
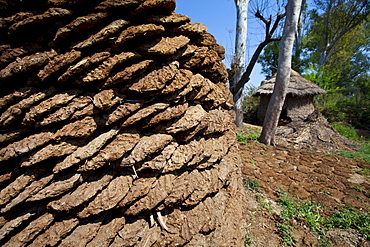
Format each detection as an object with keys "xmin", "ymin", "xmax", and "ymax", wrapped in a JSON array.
[{"xmin": 239, "ymin": 132, "xmax": 370, "ymax": 246}]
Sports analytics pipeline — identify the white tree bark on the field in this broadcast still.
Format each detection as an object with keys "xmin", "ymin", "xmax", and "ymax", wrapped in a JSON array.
[
  {"xmin": 260, "ymin": 0, "xmax": 303, "ymax": 145},
  {"xmin": 232, "ymin": 0, "xmax": 249, "ymax": 128}
]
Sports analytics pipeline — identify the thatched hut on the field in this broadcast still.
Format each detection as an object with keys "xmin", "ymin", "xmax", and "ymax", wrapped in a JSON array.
[{"xmin": 253, "ymin": 70, "xmax": 326, "ymax": 125}]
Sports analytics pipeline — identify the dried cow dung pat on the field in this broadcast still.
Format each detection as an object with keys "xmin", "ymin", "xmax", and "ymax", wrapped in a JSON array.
[
  {"xmin": 82, "ymin": 52, "xmax": 140, "ymax": 83},
  {"xmin": 74, "ymin": 19, "xmax": 129, "ymax": 49},
  {"xmin": 53, "ymin": 12, "xmax": 110, "ymax": 43},
  {"xmin": 0, "ymin": 50, "xmax": 57, "ymax": 80},
  {"xmin": 121, "ymin": 133, "xmax": 173, "ymax": 166},
  {"xmin": 129, "ymin": 61, "xmax": 179, "ymax": 92},
  {"xmin": 0, "ymin": 1, "xmax": 246, "ymax": 246},
  {"xmin": 113, "ymin": 24, "xmax": 165, "ymax": 47},
  {"xmin": 139, "ymin": 35, "xmax": 190, "ymax": 55}
]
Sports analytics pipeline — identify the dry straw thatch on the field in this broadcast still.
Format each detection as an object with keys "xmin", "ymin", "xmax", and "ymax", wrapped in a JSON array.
[
  {"xmin": 253, "ymin": 69, "xmax": 327, "ymax": 97},
  {"xmin": 253, "ymin": 70, "xmax": 327, "ymax": 124}
]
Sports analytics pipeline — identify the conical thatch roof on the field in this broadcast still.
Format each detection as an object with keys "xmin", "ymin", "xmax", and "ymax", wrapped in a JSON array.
[{"xmin": 253, "ymin": 70, "xmax": 327, "ymax": 97}]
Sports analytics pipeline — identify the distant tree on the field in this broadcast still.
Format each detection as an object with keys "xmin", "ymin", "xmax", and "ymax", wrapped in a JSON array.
[
  {"xmin": 306, "ymin": 0, "xmax": 370, "ymax": 86},
  {"xmin": 260, "ymin": 0, "xmax": 303, "ymax": 145},
  {"xmin": 231, "ymin": 0, "xmax": 285, "ymax": 127},
  {"xmin": 230, "ymin": 0, "xmax": 250, "ymax": 128}
]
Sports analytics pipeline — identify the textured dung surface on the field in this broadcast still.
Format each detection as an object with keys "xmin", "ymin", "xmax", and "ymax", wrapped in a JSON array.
[{"xmin": 0, "ymin": 0, "xmax": 246, "ymax": 246}]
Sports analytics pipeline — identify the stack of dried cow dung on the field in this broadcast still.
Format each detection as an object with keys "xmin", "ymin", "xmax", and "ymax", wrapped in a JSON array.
[{"xmin": 0, "ymin": 0, "xmax": 246, "ymax": 246}]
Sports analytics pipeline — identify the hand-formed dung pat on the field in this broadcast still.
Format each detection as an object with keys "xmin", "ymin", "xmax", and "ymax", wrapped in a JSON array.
[
  {"xmin": 58, "ymin": 52, "xmax": 111, "ymax": 82},
  {"xmin": 0, "ymin": 50, "xmax": 57, "ymax": 80},
  {"xmin": 0, "ymin": 86, "xmax": 36, "ymax": 111},
  {"xmin": 57, "ymin": 218, "xmax": 102, "ymax": 247},
  {"xmin": 48, "ymin": 171, "xmax": 114, "ymax": 211},
  {"xmin": 112, "ymin": 219, "xmax": 150, "ymax": 246},
  {"xmin": 9, "ymin": 8, "xmax": 72, "ymax": 32},
  {"xmin": 120, "ymin": 102, "xmax": 169, "ymax": 128},
  {"xmin": 121, "ymin": 134, "xmax": 173, "ymax": 167},
  {"xmin": 132, "ymin": 0, "xmax": 176, "ymax": 16},
  {"xmin": 161, "ymin": 69, "xmax": 193, "ymax": 94},
  {"xmin": 143, "ymin": 103, "xmax": 189, "ymax": 128},
  {"xmin": 0, "ymin": 132, "xmax": 53, "ymax": 162},
  {"xmin": 73, "ymin": 19, "xmax": 129, "ymax": 49},
  {"xmin": 154, "ymin": 104, "xmax": 207, "ymax": 134},
  {"xmin": 77, "ymin": 174, "xmax": 133, "ymax": 218},
  {"xmin": 38, "ymin": 96, "xmax": 92, "ymax": 126},
  {"xmin": 3, "ymin": 213, "xmax": 54, "ymax": 247},
  {"xmin": 129, "ymin": 61, "xmax": 179, "ymax": 92},
  {"xmin": 101, "ymin": 59, "xmax": 154, "ymax": 88},
  {"xmin": 203, "ymin": 109, "xmax": 234, "ymax": 135},
  {"xmin": 78, "ymin": 132, "xmax": 140, "ymax": 172},
  {"xmin": 53, "ymin": 12, "xmax": 110, "ymax": 43},
  {"xmin": 0, "ymin": 43, "xmax": 42, "ymax": 68},
  {"xmin": 82, "ymin": 52, "xmax": 141, "ymax": 83},
  {"xmin": 92, "ymin": 89, "xmax": 124, "ymax": 110},
  {"xmin": 22, "ymin": 89, "xmax": 81, "ymax": 126},
  {"xmin": 106, "ymin": 101, "xmax": 142, "ymax": 125},
  {"xmin": 118, "ymin": 177, "xmax": 158, "ymax": 207},
  {"xmin": 0, "ymin": 168, "xmax": 43, "ymax": 206},
  {"xmin": 171, "ymin": 22, "xmax": 208, "ymax": 34},
  {"xmin": 53, "ymin": 128, "xmax": 119, "ymax": 173},
  {"xmin": 0, "ymin": 212, "xmax": 36, "ymax": 242},
  {"xmin": 1, "ymin": 174, "xmax": 54, "ymax": 213},
  {"xmin": 0, "ymin": 12, "xmax": 34, "ymax": 30},
  {"xmin": 26, "ymin": 173, "xmax": 82, "ymax": 202},
  {"xmin": 138, "ymin": 142, "xmax": 178, "ymax": 171},
  {"xmin": 124, "ymin": 173, "xmax": 176, "ymax": 215},
  {"xmin": 139, "ymin": 35, "xmax": 190, "ymax": 56},
  {"xmin": 21, "ymin": 142, "xmax": 78, "ymax": 167},
  {"xmin": 146, "ymin": 13, "xmax": 190, "ymax": 25},
  {"xmin": 37, "ymin": 50, "xmax": 82, "ymax": 82},
  {"xmin": 113, "ymin": 23, "xmax": 165, "ymax": 47},
  {"xmin": 86, "ymin": 216, "xmax": 126, "ymax": 247},
  {"xmin": 28, "ymin": 218, "xmax": 79, "ymax": 247},
  {"xmin": 95, "ymin": 0, "xmax": 143, "ymax": 10},
  {"xmin": 52, "ymin": 116, "xmax": 98, "ymax": 140}
]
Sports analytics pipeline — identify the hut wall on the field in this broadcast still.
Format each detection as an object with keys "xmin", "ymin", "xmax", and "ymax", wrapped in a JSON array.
[
  {"xmin": 256, "ymin": 95, "xmax": 315, "ymax": 125},
  {"xmin": 257, "ymin": 95, "xmax": 270, "ymax": 125},
  {"xmin": 284, "ymin": 95, "xmax": 315, "ymax": 121}
]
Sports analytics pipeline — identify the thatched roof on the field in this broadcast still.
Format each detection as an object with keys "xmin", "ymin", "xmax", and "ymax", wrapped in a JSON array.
[{"xmin": 253, "ymin": 70, "xmax": 327, "ymax": 97}]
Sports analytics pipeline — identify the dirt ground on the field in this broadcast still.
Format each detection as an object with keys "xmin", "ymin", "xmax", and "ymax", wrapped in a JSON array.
[{"xmin": 239, "ymin": 127, "xmax": 370, "ymax": 246}]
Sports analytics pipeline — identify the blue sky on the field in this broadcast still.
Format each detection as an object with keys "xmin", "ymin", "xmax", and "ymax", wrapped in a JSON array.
[{"xmin": 175, "ymin": 0, "xmax": 268, "ymax": 88}]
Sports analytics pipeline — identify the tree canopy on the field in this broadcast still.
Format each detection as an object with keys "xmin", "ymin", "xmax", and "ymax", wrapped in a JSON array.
[{"xmin": 257, "ymin": 0, "xmax": 370, "ymax": 129}]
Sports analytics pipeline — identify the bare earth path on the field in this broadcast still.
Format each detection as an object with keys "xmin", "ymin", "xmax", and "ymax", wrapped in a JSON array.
[{"xmin": 240, "ymin": 140, "xmax": 370, "ymax": 246}]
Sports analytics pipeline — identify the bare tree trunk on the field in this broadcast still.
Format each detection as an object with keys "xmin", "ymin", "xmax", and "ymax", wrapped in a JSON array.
[
  {"xmin": 260, "ymin": 0, "xmax": 302, "ymax": 145},
  {"xmin": 232, "ymin": 0, "xmax": 249, "ymax": 128}
]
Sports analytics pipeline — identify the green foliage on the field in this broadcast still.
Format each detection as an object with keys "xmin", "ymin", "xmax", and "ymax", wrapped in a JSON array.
[
  {"xmin": 277, "ymin": 189, "xmax": 370, "ymax": 245},
  {"xmin": 358, "ymin": 168, "xmax": 370, "ymax": 177},
  {"xmin": 331, "ymin": 122, "xmax": 359, "ymax": 141},
  {"xmin": 244, "ymin": 234, "xmax": 252, "ymax": 246},
  {"xmin": 336, "ymin": 143, "xmax": 370, "ymax": 164},
  {"xmin": 277, "ymin": 189, "xmax": 328, "ymax": 246},
  {"xmin": 244, "ymin": 179, "xmax": 261, "ymax": 192},
  {"xmin": 257, "ymin": 0, "xmax": 370, "ymax": 130},
  {"xmin": 279, "ymin": 190, "xmax": 326, "ymax": 235},
  {"xmin": 243, "ymin": 96, "xmax": 259, "ymax": 124},
  {"xmin": 236, "ymin": 128, "xmax": 261, "ymax": 146},
  {"xmin": 325, "ymin": 207, "xmax": 370, "ymax": 240},
  {"xmin": 243, "ymin": 85, "xmax": 260, "ymax": 124},
  {"xmin": 276, "ymin": 223, "xmax": 297, "ymax": 246},
  {"xmin": 316, "ymin": 92, "xmax": 370, "ymax": 130},
  {"xmin": 237, "ymin": 132, "xmax": 248, "ymax": 145}
]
